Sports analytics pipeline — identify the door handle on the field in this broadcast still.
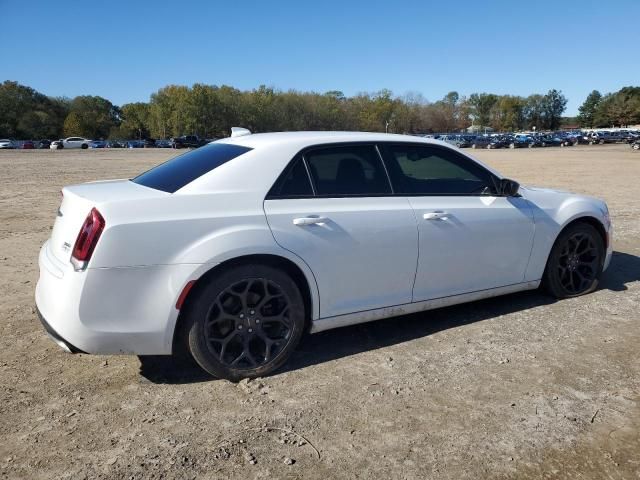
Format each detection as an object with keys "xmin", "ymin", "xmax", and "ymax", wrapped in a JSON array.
[
  {"xmin": 293, "ymin": 216, "xmax": 328, "ymax": 226},
  {"xmin": 423, "ymin": 212, "xmax": 448, "ymax": 220}
]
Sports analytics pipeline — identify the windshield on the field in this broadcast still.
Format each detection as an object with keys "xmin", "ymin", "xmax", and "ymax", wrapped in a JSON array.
[{"xmin": 132, "ymin": 142, "xmax": 252, "ymax": 193}]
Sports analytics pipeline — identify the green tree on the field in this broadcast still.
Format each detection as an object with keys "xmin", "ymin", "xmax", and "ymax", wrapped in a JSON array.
[
  {"xmin": 468, "ymin": 93, "xmax": 498, "ymax": 129},
  {"xmin": 542, "ymin": 89, "xmax": 568, "ymax": 130},
  {"xmin": 63, "ymin": 111, "xmax": 82, "ymax": 136},
  {"xmin": 120, "ymin": 102, "xmax": 150, "ymax": 139},
  {"xmin": 577, "ymin": 90, "xmax": 602, "ymax": 128}
]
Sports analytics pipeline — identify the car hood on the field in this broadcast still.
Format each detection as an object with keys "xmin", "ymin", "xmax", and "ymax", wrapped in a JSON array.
[{"xmin": 519, "ymin": 185, "xmax": 607, "ymax": 214}]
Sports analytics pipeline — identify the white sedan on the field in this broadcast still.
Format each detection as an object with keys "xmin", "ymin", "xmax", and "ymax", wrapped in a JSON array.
[
  {"xmin": 62, "ymin": 137, "xmax": 92, "ymax": 149},
  {"xmin": 0, "ymin": 139, "xmax": 15, "ymax": 149},
  {"xmin": 36, "ymin": 131, "xmax": 613, "ymax": 380}
]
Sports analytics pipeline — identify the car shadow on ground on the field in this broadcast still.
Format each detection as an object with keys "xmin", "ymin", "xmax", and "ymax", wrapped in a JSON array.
[{"xmin": 138, "ymin": 250, "xmax": 640, "ymax": 384}]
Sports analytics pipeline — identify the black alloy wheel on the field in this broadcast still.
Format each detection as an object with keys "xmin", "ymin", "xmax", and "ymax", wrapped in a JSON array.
[
  {"xmin": 543, "ymin": 223, "xmax": 604, "ymax": 298},
  {"xmin": 184, "ymin": 264, "xmax": 305, "ymax": 381}
]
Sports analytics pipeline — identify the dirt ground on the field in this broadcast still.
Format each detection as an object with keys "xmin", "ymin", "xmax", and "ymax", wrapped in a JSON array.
[{"xmin": 0, "ymin": 144, "xmax": 638, "ymax": 479}]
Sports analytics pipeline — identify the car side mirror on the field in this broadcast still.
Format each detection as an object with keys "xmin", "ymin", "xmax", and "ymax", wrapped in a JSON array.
[{"xmin": 499, "ymin": 178, "xmax": 520, "ymax": 197}]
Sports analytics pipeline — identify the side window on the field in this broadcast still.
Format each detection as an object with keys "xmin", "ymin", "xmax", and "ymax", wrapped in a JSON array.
[
  {"xmin": 267, "ymin": 156, "xmax": 314, "ymax": 198},
  {"xmin": 304, "ymin": 144, "xmax": 391, "ymax": 196},
  {"xmin": 380, "ymin": 144, "xmax": 496, "ymax": 195}
]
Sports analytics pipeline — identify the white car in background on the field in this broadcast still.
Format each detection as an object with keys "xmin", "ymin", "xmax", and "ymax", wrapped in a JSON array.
[
  {"xmin": 62, "ymin": 137, "xmax": 92, "ymax": 149},
  {"xmin": 0, "ymin": 139, "xmax": 15, "ymax": 149},
  {"xmin": 36, "ymin": 130, "xmax": 613, "ymax": 380}
]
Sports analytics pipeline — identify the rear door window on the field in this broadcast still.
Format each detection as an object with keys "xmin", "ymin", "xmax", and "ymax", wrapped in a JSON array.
[
  {"xmin": 304, "ymin": 144, "xmax": 391, "ymax": 196},
  {"xmin": 132, "ymin": 143, "xmax": 251, "ymax": 193}
]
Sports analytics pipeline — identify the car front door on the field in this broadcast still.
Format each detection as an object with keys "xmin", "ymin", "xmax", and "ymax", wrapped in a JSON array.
[
  {"xmin": 263, "ymin": 144, "xmax": 418, "ymax": 319},
  {"xmin": 379, "ymin": 143, "xmax": 535, "ymax": 302}
]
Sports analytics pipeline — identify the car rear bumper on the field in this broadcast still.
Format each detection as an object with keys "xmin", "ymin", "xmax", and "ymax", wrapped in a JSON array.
[{"xmin": 35, "ymin": 240, "xmax": 200, "ymax": 355}]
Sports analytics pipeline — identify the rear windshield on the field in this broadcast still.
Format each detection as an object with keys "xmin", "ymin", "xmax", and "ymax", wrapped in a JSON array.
[{"xmin": 132, "ymin": 143, "xmax": 252, "ymax": 193}]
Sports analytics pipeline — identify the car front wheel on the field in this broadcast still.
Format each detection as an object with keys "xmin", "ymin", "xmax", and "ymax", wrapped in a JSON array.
[
  {"xmin": 184, "ymin": 264, "xmax": 306, "ymax": 381},
  {"xmin": 543, "ymin": 223, "xmax": 604, "ymax": 298}
]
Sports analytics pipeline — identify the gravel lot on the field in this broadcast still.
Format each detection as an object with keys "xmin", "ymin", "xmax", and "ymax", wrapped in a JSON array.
[{"xmin": 0, "ymin": 145, "xmax": 638, "ymax": 479}]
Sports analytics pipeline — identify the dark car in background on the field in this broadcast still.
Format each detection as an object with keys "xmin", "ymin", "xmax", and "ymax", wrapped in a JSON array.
[
  {"xmin": 126, "ymin": 140, "xmax": 144, "ymax": 148},
  {"xmin": 90, "ymin": 140, "xmax": 107, "ymax": 148},
  {"xmin": 143, "ymin": 138, "xmax": 157, "ymax": 148},
  {"xmin": 506, "ymin": 134, "xmax": 536, "ymax": 148},
  {"xmin": 470, "ymin": 136, "xmax": 491, "ymax": 149},
  {"xmin": 21, "ymin": 140, "xmax": 35, "ymax": 149},
  {"xmin": 106, "ymin": 140, "xmax": 125, "ymax": 148},
  {"xmin": 486, "ymin": 136, "xmax": 508, "ymax": 149},
  {"xmin": 154, "ymin": 139, "xmax": 172, "ymax": 148},
  {"xmin": 38, "ymin": 139, "xmax": 52, "ymax": 149},
  {"xmin": 631, "ymin": 139, "xmax": 640, "ymax": 150},
  {"xmin": 171, "ymin": 135, "xmax": 207, "ymax": 149}
]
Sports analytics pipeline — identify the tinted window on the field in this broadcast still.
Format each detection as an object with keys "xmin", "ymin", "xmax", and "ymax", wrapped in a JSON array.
[
  {"xmin": 304, "ymin": 145, "xmax": 391, "ymax": 196},
  {"xmin": 380, "ymin": 144, "xmax": 496, "ymax": 195},
  {"xmin": 132, "ymin": 143, "xmax": 251, "ymax": 193},
  {"xmin": 268, "ymin": 156, "xmax": 314, "ymax": 198}
]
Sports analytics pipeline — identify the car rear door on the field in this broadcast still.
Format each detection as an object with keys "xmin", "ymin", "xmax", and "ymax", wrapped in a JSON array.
[
  {"xmin": 379, "ymin": 143, "xmax": 535, "ymax": 302},
  {"xmin": 264, "ymin": 144, "xmax": 418, "ymax": 319}
]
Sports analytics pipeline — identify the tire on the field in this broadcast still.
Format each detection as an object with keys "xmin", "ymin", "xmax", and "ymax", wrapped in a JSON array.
[
  {"xmin": 81, "ymin": 143, "xmax": 88, "ymax": 149},
  {"xmin": 471, "ymin": 144, "xmax": 477, "ymax": 149},
  {"xmin": 528, "ymin": 143, "xmax": 534, "ymax": 148},
  {"xmin": 509, "ymin": 143, "xmax": 515, "ymax": 149},
  {"xmin": 184, "ymin": 264, "xmax": 306, "ymax": 381},
  {"xmin": 633, "ymin": 144, "xmax": 640, "ymax": 150},
  {"xmin": 599, "ymin": 140, "xmax": 605, "ymax": 145},
  {"xmin": 542, "ymin": 222, "xmax": 604, "ymax": 299}
]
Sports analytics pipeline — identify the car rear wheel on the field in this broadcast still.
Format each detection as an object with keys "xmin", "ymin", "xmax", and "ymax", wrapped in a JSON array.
[
  {"xmin": 543, "ymin": 223, "xmax": 604, "ymax": 299},
  {"xmin": 184, "ymin": 264, "xmax": 306, "ymax": 381},
  {"xmin": 81, "ymin": 143, "xmax": 88, "ymax": 149}
]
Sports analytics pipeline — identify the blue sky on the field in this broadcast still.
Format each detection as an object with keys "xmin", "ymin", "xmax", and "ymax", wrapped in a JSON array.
[{"xmin": 2, "ymin": 0, "xmax": 639, "ymax": 115}]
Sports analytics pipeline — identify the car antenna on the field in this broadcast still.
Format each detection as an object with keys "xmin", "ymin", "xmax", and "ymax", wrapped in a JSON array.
[{"xmin": 231, "ymin": 127, "xmax": 252, "ymax": 138}]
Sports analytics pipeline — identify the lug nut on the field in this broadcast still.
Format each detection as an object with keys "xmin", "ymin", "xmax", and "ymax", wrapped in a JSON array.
[
  {"xmin": 239, "ymin": 313, "xmax": 244, "ymax": 318},
  {"xmin": 238, "ymin": 325, "xmax": 243, "ymax": 330},
  {"xmin": 255, "ymin": 319, "xmax": 260, "ymax": 324},
  {"xmin": 250, "ymin": 310, "xmax": 255, "ymax": 315},
  {"xmin": 248, "ymin": 328, "xmax": 253, "ymax": 333}
]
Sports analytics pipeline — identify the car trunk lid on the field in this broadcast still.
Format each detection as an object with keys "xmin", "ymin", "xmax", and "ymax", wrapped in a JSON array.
[{"xmin": 50, "ymin": 179, "xmax": 167, "ymax": 265}]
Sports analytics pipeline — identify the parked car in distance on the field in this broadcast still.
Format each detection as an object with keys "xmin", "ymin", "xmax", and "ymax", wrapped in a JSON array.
[
  {"xmin": 143, "ymin": 138, "xmax": 157, "ymax": 148},
  {"xmin": 507, "ymin": 135, "xmax": 536, "ymax": 148},
  {"xmin": 126, "ymin": 140, "xmax": 143, "ymax": 148},
  {"xmin": 588, "ymin": 131, "xmax": 614, "ymax": 145},
  {"xmin": 470, "ymin": 136, "xmax": 491, "ymax": 149},
  {"xmin": 538, "ymin": 135, "xmax": 563, "ymax": 147},
  {"xmin": 631, "ymin": 140, "xmax": 640, "ymax": 150},
  {"xmin": 172, "ymin": 135, "xmax": 207, "ymax": 149},
  {"xmin": 63, "ymin": 137, "xmax": 92, "ymax": 149},
  {"xmin": 35, "ymin": 130, "xmax": 613, "ymax": 381},
  {"xmin": 486, "ymin": 136, "xmax": 507, "ymax": 149},
  {"xmin": 50, "ymin": 140, "xmax": 64, "ymax": 150},
  {"xmin": 106, "ymin": 140, "xmax": 125, "ymax": 148},
  {"xmin": 0, "ymin": 139, "xmax": 15, "ymax": 149},
  {"xmin": 21, "ymin": 140, "xmax": 35, "ymax": 149},
  {"xmin": 155, "ymin": 139, "xmax": 172, "ymax": 148},
  {"xmin": 90, "ymin": 140, "xmax": 107, "ymax": 149},
  {"xmin": 38, "ymin": 139, "xmax": 52, "ymax": 149}
]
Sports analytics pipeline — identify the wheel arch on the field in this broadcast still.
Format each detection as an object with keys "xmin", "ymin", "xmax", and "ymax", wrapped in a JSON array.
[
  {"xmin": 556, "ymin": 215, "xmax": 607, "ymax": 251},
  {"xmin": 171, "ymin": 253, "xmax": 317, "ymax": 354},
  {"xmin": 542, "ymin": 215, "xmax": 608, "ymax": 277}
]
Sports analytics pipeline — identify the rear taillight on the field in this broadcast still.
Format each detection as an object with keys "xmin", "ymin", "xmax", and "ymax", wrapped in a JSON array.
[{"xmin": 71, "ymin": 208, "xmax": 105, "ymax": 271}]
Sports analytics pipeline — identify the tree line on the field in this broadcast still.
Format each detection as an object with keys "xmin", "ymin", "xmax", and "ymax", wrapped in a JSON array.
[{"xmin": 1, "ymin": 80, "xmax": 638, "ymax": 140}]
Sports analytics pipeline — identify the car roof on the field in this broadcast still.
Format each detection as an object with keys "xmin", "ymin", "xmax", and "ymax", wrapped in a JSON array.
[{"xmin": 216, "ymin": 131, "xmax": 442, "ymax": 149}]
